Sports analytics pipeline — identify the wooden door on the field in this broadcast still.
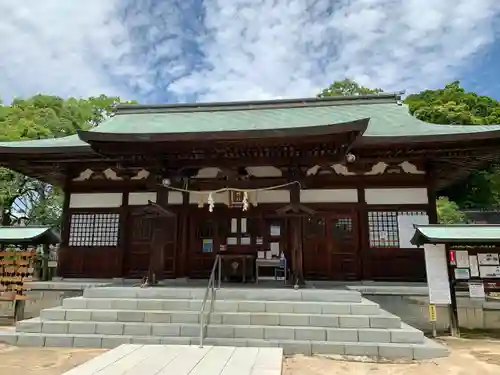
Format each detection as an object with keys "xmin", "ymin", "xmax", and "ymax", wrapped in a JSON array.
[
  {"xmin": 303, "ymin": 216, "xmax": 329, "ymax": 279},
  {"xmin": 124, "ymin": 215, "xmax": 177, "ymax": 278},
  {"xmin": 124, "ymin": 215, "xmax": 152, "ymax": 278},
  {"xmin": 188, "ymin": 214, "xmax": 219, "ymax": 278},
  {"xmin": 302, "ymin": 212, "xmax": 360, "ymax": 280},
  {"xmin": 329, "ymin": 216, "xmax": 359, "ymax": 280},
  {"xmin": 158, "ymin": 216, "xmax": 177, "ymax": 279}
]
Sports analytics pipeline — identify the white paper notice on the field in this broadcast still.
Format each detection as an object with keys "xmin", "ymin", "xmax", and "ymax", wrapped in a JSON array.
[
  {"xmin": 454, "ymin": 268, "xmax": 470, "ymax": 280},
  {"xmin": 424, "ymin": 244, "xmax": 452, "ymax": 304},
  {"xmin": 270, "ymin": 242, "xmax": 280, "ymax": 256},
  {"xmin": 257, "ymin": 251, "xmax": 265, "ymax": 259},
  {"xmin": 455, "ymin": 250, "xmax": 470, "ymax": 268},
  {"xmin": 469, "ymin": 255, "xmax": 480, "ymax": 277},
  {"xmin": 270, "ymin": 225, "xmax": 281, "ymax": 237},
  {"xmin": 241, "ymin": 218, "xmax": 247, "ymax": 233},
  {"xmin": 240, "ymin": 236, "xmax": 251, "ymax": 245},
  {"xmin": 478, "ymin": 253, "xmax": 500, "ymax": 266},
  {"xmin": 227, "ymin": 237, "xmax": 237, "ymax": 245},
  {"xmin": 230, "ymin": 218, "xmax": 238, "ymax": 233},
  {"xmin": 265, "ymin": 251, "xmax": 272, "ymax": 260},
  {"xmin": 468, "ymin": 282, "xmax": 485, "ymax": 299},
  {"xmin": 479, "ymin": 265, "xmax": 500, "ymax": 278}
]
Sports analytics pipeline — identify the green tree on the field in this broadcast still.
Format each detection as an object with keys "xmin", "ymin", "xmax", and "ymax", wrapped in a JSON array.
[
  {"xmin": 405, "ymin": 81, "xmax": 500, "ymax": 125},
  {"xmin": 318, "ymin": 79, "xmax": 500, "ymax": 211},
  {"xmin": 436, "ymin": 196, "xmax": 466, "ymax": 224},
  {"xmin": 0, "ymin": 94, "xmax": 133, "ymax": 227},
  {"xmin": 404, "ymin": 81, "xmax": 500, "ymax": 209},
  {"xmin": 318, "ymin": 79, "xmax": 383, "ymax": 97}
]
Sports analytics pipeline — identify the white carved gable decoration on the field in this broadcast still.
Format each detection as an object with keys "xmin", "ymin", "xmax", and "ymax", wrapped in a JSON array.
[
  {"xmin": 103, "ymin": 168, "xmax": 123, "ymax": 181},
  {"xmin": 331, "ymin": 164, "xmax": 357, "ymax": 176},
  {"xmin": 305, "ymin": 161, "xmax": 424, "ymax": 177},
  {"xmin": 73, "ymin": 168, "xmax": 151, "ymax": 181},
  {"xmin": 306, "ymin": 164, "xmax": 357, "ymax": 176},
  {"xmin": 363, "ymin": 161, "xmax": 425, "ymax": 175},
  {"xmin": 130, "ymin": 169, "xmax": 150, "ymax": 180},
  {"xmin": 72, "ymin": 169, "xmax": 94, "ymax": 181},
  {"xmin": 399, "ymin": 161, "xmax": 425, "ymax": 175}
]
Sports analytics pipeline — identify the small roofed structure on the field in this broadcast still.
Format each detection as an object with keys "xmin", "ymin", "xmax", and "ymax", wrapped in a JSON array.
[
  {"xmin": 411, "ymin": 224, "xmax": 500, "ymax": 246},
  {"xmin": 0, "ymin": 226, "xmax": 60, "ymax": 246}
]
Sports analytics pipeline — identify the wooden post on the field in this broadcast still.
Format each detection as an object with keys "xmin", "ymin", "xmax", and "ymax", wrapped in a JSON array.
[
  {"xmin": 42, "ymin": 244, "xmax": 49, "ymax": 281},
  {"xmin": 289, "ymin": 178, "xmax": 304, "ymax": 286},
  {"xmin": 14, "ymin": 300, "xmax": 25, "ymax": 322},
  {"xmin": 446, "ymin": 246, "xmax": 460, "ymax": 337},
  {"xmin": 290, "ymin": 216, "xmax": 304, "ymax": 286},
  {"xmin": 426, "ymin": 162, "xmax": 438, "ymax": 224}
]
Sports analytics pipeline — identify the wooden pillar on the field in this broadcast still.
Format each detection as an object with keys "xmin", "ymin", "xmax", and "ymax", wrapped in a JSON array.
[
  {"xmin": 426, "ymin": 162, "xmax": 438, "ymax": 224},
  {"xmin": 178, "ymin": 191, "xmax": 190, "ymax": 278},
  {"xmin": 119, "ymin": 191, "xmax": 129, "ymax": 278},
  {"xmin": 58, "ymin": 172, "xmax": 72, "ymax": 278},
  {"xmin": 357, "ymin": 187, "xmax": 371, "ymax": 280},
  {"xmin": 289, "ymin": 181, "xmax": 305, "ymax": 286}
]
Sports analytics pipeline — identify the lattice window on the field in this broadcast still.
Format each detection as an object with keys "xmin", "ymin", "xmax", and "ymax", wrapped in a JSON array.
[
  {"xmin": 69, "ymin": 213, "xmax": 120, "ymax": 247},
  {"xmin": 368, "ymin": 211, "xmax": 399, "ymax": 247},
  {"xmin": 332, "ymin": 217, "xmax": 354, "ymax": 245},
  {"xmin": 334, "ymin": 218, "xmax": 353, "ymax": 232},
  {"xmin": 305, "ymin": 217, "xmax": 326, "ymax": 238}
]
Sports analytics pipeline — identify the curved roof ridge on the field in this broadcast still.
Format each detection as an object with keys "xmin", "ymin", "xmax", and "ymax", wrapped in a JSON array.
[{"xmin": 114, "ymin": 93, "xmax": 403, "ymax": 115}]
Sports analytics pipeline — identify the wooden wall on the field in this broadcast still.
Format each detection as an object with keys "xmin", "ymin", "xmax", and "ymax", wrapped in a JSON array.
[{"xmin": 57, "ymin": 161, "xmax": 434, "ymax": 281}]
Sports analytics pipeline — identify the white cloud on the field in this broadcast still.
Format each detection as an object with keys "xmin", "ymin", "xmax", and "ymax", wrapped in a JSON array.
[
  {"xmin": 0, "ymin": 0, "xmax": 132, "ymax": 101},
  {"xmin": 1, "ymin": 0, "xmax": 499, "ymax": 103}
]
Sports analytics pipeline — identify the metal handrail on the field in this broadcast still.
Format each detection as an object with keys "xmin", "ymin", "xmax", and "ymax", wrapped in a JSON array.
[{"xmin": 199, "ymin": 254, "xmax": 221, "ymax": 347}]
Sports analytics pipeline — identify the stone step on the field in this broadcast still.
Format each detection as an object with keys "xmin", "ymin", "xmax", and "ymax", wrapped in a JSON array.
[
  {"xmin": 62, "ymin": 297, "xmax": 381, "ymax": 315},
  {"xmin": 83, "ymin": 287, "xmax": 362, "ymax": 303},
  {"xmin": 17, "ymin": 318, "xmax": 422, "ymax": 343},
  {"xmin": 37, "ymin": 308, "xmax": 401, "ymax": 328},
  {"xmin": 0, "ymin": 330, "xmax": 448, "ymax": 360}
]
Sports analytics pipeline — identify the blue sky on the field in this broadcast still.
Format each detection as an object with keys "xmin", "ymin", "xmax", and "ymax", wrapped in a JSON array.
[{"xmin": 1, "ymin": 0, "xmax": 500, "ymax": 104}]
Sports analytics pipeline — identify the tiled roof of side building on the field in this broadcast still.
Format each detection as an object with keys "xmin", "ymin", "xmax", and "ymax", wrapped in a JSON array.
[
  {"xmin": 1, "ymin": 93, "xmax": 500, "ymax": 151},
  {"xmin": 0, "ymin": 226, "xmax": 60, "ymax": 245},
  {"xmin": 411, "ymin": 224, "xmax": 500, "ymax": 246}
]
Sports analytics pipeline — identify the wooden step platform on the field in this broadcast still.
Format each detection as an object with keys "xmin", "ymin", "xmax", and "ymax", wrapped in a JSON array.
[{"xmin": 62, "ymin": 344, "xmax": 283, "ymax": 375}]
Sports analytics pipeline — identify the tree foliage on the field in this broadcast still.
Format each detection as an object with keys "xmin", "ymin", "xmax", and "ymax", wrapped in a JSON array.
[
  {"xmin": 405, "ymin": 81, "xmax": 500, "ymax": 125},
  {"xmin": 318, "ymin": 79, "xmax": 500, "ymax": 212},
  {"xmin": 404, "ymin": 81, "xmax": 500, "ymax": 209},
  {"xmin": 436, "ymin": 196, "xmax": 466, "ymax": 224},
  {"xmin": 0, "ymin": 94, "xmax": 132, "ymax": 227},
  {"xmin": 318, "ymin": 79, "xmax": 383, "ymax": 97}
]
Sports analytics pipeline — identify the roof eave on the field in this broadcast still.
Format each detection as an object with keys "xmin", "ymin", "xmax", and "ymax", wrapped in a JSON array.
[
  {"xmin": 0, "ymin": 145, "xmax": 93, "ymax": 155},
  {"xmin": 0, "ymin": 227, "xmax": 61, "ymax": 245},
  {"xmin": 357, "ymin": 129, "xmax": 500, "ymax": 146},
  {"xmin": 77, "ymin": 118, "xmax": 370, "ymax": 143}
]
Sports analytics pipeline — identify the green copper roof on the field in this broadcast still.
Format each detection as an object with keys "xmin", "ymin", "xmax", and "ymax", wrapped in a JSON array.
[
  {"xmin": 411, "ymin": 225, "xmax": 500, "ymax": 246},
  {"xmin": 93, "ymin": 102, "xmax": 500, "ymax": 137},
  {"xmin": 1, "ymin": 94, "xmax": 500, "ymax": 150},
  {"xmin": 0, "ymin": 134, "xmax": 86, "ymax": 148},
  {"xmin": 0, "ymin": 226, "xmax": 60, "ymax": 245}
]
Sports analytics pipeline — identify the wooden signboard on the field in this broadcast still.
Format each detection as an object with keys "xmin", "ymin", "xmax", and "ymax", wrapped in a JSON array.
[{"xmin": 0, "ymin": 249, "xmax": 35, "ymax": 301}]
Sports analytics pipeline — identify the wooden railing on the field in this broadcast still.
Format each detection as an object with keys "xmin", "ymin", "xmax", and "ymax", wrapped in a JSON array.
[{"xmin": 199, "ymin": 254, "xmax": 222, "ymax": 347}]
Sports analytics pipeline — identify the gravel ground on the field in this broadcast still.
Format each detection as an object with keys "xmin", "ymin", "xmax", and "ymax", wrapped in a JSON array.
[{"xmin": 0, "ymin": 337, "xmax": 499, "ymax": 375}]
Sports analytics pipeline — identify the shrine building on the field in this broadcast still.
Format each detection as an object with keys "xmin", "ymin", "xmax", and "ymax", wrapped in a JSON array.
[{"xmin": 1, "ymin": 93, "xmax": 499, "ymax": 283}]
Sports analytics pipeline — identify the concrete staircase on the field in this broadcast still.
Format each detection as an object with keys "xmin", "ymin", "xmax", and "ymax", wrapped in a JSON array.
[{"xmin": 0, "ymin": 286, "xmax": 448, "ymax": 360}]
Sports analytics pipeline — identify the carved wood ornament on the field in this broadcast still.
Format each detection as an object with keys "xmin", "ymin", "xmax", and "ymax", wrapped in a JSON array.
[{"xmin": 305, "ymin": 161, "xmax": 425, "ymax": 177}]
